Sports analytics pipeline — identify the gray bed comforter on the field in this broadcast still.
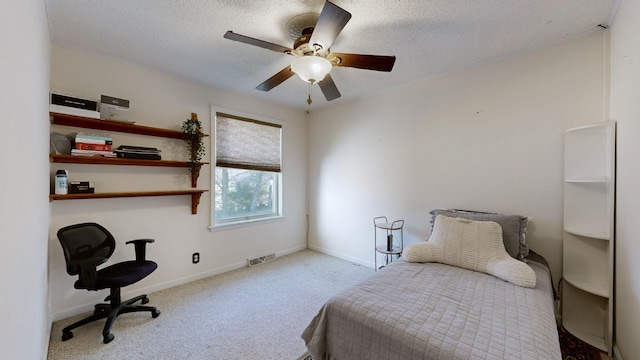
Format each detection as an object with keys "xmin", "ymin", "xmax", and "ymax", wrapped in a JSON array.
[{"xmin": 302, "ymin": 258, "xmax": 561, "ymax": 360}]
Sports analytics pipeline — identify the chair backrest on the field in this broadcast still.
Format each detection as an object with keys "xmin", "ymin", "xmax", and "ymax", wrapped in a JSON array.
[{"xmin": 57, "ymin": 223, "xmax": 116, "ymax": 276}]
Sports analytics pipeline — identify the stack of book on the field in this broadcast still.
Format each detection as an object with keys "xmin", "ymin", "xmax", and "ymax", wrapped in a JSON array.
[
  {"xmin": 71, "ymin": 133, "xmax": 116, "ymax": 157},
  {"xmin": 114, "ymin": 145, "xmax": 162, "ymax": 160}
]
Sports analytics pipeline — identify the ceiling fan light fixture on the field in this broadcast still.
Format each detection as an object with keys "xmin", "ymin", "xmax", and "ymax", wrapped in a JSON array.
[
  {"xmin": 291, "ymin": 56, "xmax": 332, "ymax": 84},
  {"xmin": 224, "ymin": 1, "xmax": 393, "ymax": 102}
]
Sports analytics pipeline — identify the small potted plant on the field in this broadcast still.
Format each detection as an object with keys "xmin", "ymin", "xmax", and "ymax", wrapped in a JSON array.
[{"xmin": 182, "ymin": 112, "xmax": 205, "ymax": 187}]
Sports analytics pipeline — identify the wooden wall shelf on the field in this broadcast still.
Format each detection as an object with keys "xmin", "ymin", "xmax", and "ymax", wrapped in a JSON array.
[
  {"xmin": 49, "ymin": 190, "xmax": 208, "ymax": 214},
  {"xmin": 50, "ymin": 154, "xmax": 208, "ymax": 168},
  {"xmin": 50, "ymin": 112, "xmax": 210, "ymax": 214},
  {"xmin": 50, "ymin": 112, "xmax": 205, "ymax": 139}
]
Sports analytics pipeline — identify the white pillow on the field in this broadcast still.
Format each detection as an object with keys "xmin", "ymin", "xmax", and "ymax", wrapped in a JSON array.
[{"xmin": 404, "ymin": 215, "xmax": 536, "ymax": 288}]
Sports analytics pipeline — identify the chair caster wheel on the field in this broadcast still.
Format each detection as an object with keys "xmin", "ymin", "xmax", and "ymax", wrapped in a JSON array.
[
  {"xmin": 103, "ymin": 333, "xmax": 115, "ymax": 344},
  {"xmin": 141, "ymin": 297, "xmax": 149, "ymax": 304},
  {"xmin": 152, "ymin": 309, "xmax": 161, "ymax": 318},
  {"xmin": 62, "ymin": 331, "xmax": 73, "ymax": 341}
]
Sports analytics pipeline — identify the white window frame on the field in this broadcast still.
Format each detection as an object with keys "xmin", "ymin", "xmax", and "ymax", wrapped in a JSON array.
[{"xmin": 209, "ymin": 106, "xmax": 284, "ymax": 230}]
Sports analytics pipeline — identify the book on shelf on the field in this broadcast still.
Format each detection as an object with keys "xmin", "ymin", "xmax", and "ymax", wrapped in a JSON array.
[
  {"xmin": 74, "ymin": 131, "xmax": 112, "ymax": 140},
  {"xmin": 115, "ymin": 152, "xmax": 161, "ymax": 160},
  {"xmin": 71, "ymin": 149, "xmax": 116, "ymax": 157},
  {"xmin": 116, "ymin": 145, "xmax": 161, "ymax": 153},
  {"xmin": 74, "ymin": 143, "xmax": 113, "ymax": 151},
  {"xmin": 75, "ymin": 139, "xmax": 113, "ymax": 146},
  {"xmin": 74, "ymin": 132, "xmax": 111, "ymax": 139},
  {"xmin": 115, "ymin": 145, "xmax": 161, "ymax": 158}
]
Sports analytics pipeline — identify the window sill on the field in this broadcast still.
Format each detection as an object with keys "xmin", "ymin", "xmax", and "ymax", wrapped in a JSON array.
[{"xmin": 209, "ymin": 215, "xmax": 285, "ymax": 232}]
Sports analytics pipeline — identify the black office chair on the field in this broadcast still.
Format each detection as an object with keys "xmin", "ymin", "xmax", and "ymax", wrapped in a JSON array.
[{"xmin": 57, "ymin": 222, "xmax": 161, "ymax": 344}]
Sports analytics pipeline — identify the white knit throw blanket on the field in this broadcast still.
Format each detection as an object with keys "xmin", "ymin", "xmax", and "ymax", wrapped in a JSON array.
[{"xmin": 404, "ymin": 215, "xmax": 536, "ymax": 288}]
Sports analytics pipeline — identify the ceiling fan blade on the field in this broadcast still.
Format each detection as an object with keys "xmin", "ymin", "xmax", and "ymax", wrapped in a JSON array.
[
  {"xmin": 309, "ymin": 2, "xmax": 352, "ymax": 50},
  {"xmin": 330, "ymin": 53, "xmax": 396, "ymax": 72},
  {"xmin": 224, "ymin": 31, "xmax": 292, "ymax": 54},
  {"xmin": 256, "ymin": 66, "xmax": 296, "ymax": 91},
  {"xmin": 318, "ymin": 74, "xmax": 341, "ymax": 101}
]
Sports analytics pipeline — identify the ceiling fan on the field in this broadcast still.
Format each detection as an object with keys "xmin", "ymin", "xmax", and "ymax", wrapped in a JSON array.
[{"xmin": 224, "ymin": 1, "xmax": 396, "ymax": 103}]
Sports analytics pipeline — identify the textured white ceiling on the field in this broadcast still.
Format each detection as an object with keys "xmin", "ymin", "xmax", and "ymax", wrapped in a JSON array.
[{"xmin": 45, "ymin": 0, "xmax": 618, "ymax": 111}]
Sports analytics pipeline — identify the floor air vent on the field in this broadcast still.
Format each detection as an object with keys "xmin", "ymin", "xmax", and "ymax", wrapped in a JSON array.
[{"xmin": 248, "ymin": 253, "xmax": 276, "ymax": 267}]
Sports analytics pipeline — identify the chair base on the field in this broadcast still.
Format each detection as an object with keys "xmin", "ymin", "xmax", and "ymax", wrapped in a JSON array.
[{"xmin": 61, "ymin": 291, "xmax": 160, "ymax": 344}]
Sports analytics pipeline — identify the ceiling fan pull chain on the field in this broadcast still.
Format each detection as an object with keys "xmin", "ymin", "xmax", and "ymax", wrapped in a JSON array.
[{"xmin": 307, "ymin": 83, "xmax": 313, "ymax": 105}]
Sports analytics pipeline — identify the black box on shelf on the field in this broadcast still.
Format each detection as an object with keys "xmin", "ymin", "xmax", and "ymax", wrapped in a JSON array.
[
  {"xmin": 50, "ymin": 93, "xmax": 98, "ymax": 111},
  {"xmin": 50, "ymin": 93, "xmax": 100, "ymax": 119},
  {"xmin": 69, "ymin": 181, "xmax": 95, "ymax": 194}
]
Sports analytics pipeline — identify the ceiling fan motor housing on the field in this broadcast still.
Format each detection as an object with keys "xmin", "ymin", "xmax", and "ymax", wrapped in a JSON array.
[
  {"xmin": 293, "ymin": 27, "xmax": 329, "ymax": 57},
  {"xmin": 294, "ymin": 27, "xmax": 313, "ymax": 50}
]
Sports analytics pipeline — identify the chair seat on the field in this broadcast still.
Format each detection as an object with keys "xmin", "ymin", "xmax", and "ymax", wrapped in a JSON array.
[{"xmin": 75, "ymin": 260, "xmax": 158, "ymax": 290}]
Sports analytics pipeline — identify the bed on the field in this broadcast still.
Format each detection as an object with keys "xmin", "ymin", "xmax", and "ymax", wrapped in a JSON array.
[{"xmin": 302, "ymin": 210, "xmax": 561, "ymax": 360}]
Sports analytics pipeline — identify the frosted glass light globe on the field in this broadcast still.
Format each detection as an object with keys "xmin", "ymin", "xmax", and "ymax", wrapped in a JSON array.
[{"xmin": 291, "ymin": 56, "xmax": 332, "ymax": 84}]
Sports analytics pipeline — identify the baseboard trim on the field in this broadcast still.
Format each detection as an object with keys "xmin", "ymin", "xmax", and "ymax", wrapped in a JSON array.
[
  {"xmin": 44, "ymin": 311, "xmax": 52, "ymax": 358},
  {"xmin": 278, "ymin": 244, "xmax": 309, "ymax": 257},
  {"xmin": 307, "ymin": 243, "xmax": 374, "ymax": 269},
  {"xmin": 50, "ymin": 259, "xmax": 248, "ymax": 322},
  {"xmin": 51, "ymin": 244, "xmax": 309, "ymax": 322},
  {"xmin": 613, "ymin": 344, "xmax": 623, "ymax": 360}
]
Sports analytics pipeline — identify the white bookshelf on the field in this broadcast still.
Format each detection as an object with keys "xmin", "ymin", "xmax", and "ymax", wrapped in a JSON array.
[{"xmin": 562, "ymin": 122, "xmax": 615, "ymax": 356}]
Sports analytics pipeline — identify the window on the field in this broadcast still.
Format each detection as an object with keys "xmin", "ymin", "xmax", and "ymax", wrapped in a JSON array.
[{"xmin": 212, "ymin": 110, "xmax": 282, "ymax": 226}]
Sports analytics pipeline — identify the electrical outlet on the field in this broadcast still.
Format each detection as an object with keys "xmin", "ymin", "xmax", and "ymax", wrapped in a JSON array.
[{"xmin": 192, "ymin": 252, "xmax": 200, "ymax": 264}]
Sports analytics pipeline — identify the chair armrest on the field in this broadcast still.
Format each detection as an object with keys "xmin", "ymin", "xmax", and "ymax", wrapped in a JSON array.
[
  {"xmin": 126, "ymin": 239, "xmax": 155, "ymax": 262},
  {"xmin": 69, "ymin": 256, "xmax": 104, "ymax": 289}
]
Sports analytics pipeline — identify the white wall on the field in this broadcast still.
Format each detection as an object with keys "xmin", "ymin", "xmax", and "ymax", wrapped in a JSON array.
[
  {"xmin": 307, "ymin": 31, "xmax": 607, "ymax": 285},
  {"xmin": 0, "ymin": 0, "xmax": 51, "ymax": 359},
  {"xmin": 49, "ymin": 46, "xmax": 308, "ymax": 320},
  {"xmin": 610, "ymin": 0, "xmax": 640, "ymax": 358}
]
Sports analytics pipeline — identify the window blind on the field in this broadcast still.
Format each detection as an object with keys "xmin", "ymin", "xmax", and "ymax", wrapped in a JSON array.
[{"xmin": 215, "ymin": 112, "xmax": 282, "ymax": 172}]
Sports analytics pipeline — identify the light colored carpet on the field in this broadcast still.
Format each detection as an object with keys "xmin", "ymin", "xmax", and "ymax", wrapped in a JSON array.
[{"xmin": 47, "ymin": 249, "xmax": 373, "ymax": 360}]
